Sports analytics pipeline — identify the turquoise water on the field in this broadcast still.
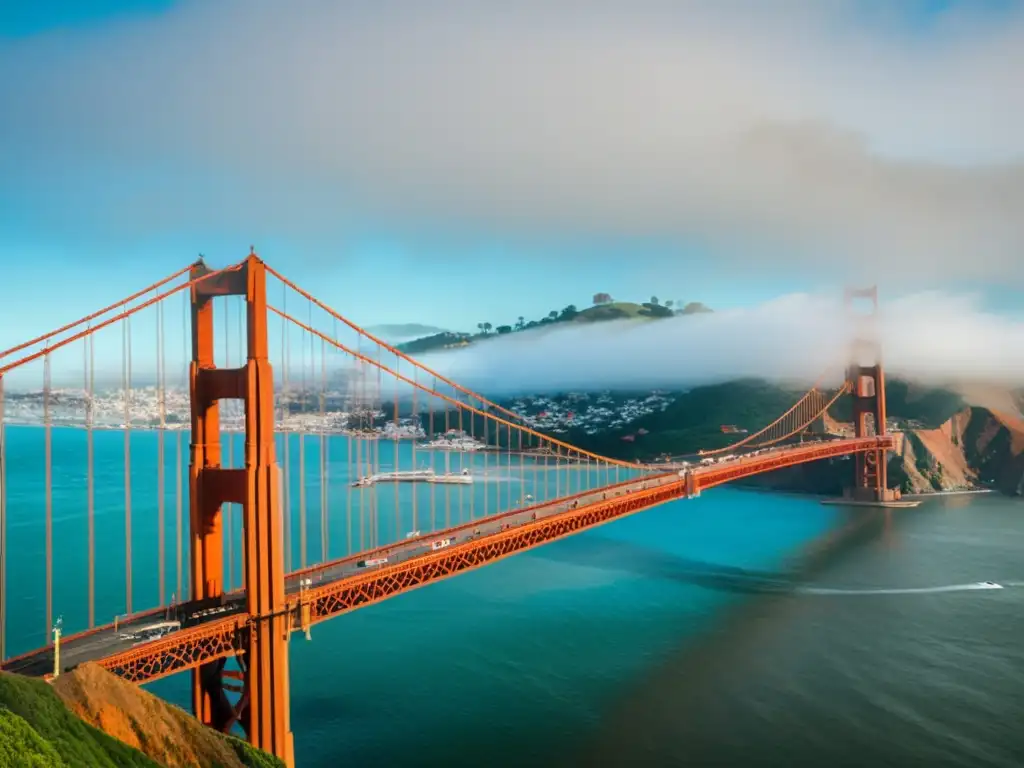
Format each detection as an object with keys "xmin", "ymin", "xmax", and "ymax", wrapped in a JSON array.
[{"xmin": 1, "ymin": 425, "xmax": 843, "ymax": 765}]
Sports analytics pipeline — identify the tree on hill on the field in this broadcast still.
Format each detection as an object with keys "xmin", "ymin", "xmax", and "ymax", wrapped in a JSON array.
[
  {"xmin": 559, "ymin": 304, "xmax": 579, "ymax": 321},
  {"xmin": 516, "ymin": 316, "xmax": 525, "ymax": 330},
  {"xmin": 496, "ymin": 325, "xmax": 512, "ymax": 334},
  {"xmin": 593, "ymin": 292, "xmax": 613, "ymax": 305},
  {"xmin": 679, "ymin": 302, "xmax": 713, "ymax": 315},
  {"xmin": 638, "ymin": 301, "xmax": 674, "ymax": 319},
  {"xmin": 650, "ymin": 296, "xmax": 659, "ymax": 305}
]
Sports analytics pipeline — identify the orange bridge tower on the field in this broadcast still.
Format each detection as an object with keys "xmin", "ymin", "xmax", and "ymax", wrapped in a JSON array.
[
  {"xmin": 844, "ymin": 286, "xmax": 899, "ymax": 503},
  {"xmin": 189, "ymin": 252, "xmax": 294, "ymax": 767}
]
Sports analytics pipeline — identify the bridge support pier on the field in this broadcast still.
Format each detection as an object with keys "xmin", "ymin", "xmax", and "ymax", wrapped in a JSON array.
[
  {"xmin": 844, "ymin": 287, "xmax": 900, "ymax": 504},
  {"xmin": 189, "ymin": 253, "xmax": 294, "ymax": 768}
]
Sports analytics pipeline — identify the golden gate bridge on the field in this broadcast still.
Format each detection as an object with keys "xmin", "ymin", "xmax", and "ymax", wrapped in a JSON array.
[{"xmin": 0, "ymin": 251, "xmax": 895, "ymax": 767}]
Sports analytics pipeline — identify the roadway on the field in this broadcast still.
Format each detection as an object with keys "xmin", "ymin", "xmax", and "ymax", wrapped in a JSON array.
[
  {"xmin": 2, "ymin": 470, "xmax": 679, "ymax": 679},
  {"xmin": 1, "ymin": 437, "xmax": 866, "ymax": 679}
]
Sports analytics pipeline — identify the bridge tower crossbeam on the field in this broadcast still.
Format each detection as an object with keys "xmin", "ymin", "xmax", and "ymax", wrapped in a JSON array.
[{"xmin": 189, "ymin": 253, "xmax": 294, "ymax": 767}]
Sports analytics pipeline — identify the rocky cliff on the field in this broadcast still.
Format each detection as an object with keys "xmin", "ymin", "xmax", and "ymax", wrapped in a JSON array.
[
  {"xmin": 890, "ymin": 406, "xmax": 1024, "ymax": 496},
  {"xmin": 51, "ymin": 663, "xmax": 284, "ymax": 768},
  {"xmin": 0, "ymin": 663, "xmax": 283, "ymax": 768},
  {"xmin": 745, "ymin": 406, "xmax": 1024, "ymax": 497}
]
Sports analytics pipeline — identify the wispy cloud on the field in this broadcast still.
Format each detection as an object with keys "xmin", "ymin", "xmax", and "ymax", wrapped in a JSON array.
[
  {"xmin": 1, "ymin": 0, "xmax": 1022, "ymax": 283},
  {"xmin": 416, "ymin": 291, "xmax": 1024, "ymax": 394}
]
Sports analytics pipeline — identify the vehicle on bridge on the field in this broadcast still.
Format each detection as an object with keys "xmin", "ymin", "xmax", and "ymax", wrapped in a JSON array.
[{"xmin": 120, "ymin": 621, "xmax": 181, "ymax": 644}]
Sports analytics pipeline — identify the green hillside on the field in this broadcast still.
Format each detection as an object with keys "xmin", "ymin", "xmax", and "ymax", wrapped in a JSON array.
[
  {"xmin": 0, "ymin": 667, "xmax": 285, "ymax": 768},
  {"xmin": 0, "ymin": 672, "xmax": 158, "ymax": 767},
  {"xmin": 573, "ymin": 302, "xmax": 647, "ymax": 322},
  {"xmin": 396, "ymin": 297, "xmax": 709, "ymax": 354},
  {"xmin": 564, "ymin": 379, "xmax": 805, "ymax": 460},
  {"xmin": 542, "ymin": 378, "xmax": 968, "ymax": 463}
]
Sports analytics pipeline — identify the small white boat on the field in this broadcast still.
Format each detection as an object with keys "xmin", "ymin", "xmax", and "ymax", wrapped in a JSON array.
[
  {"xmin": 351, "ymin": 469, "xmax": 436, "ymax": 487},
  {"xmin": 427, "ymin": 469, "xmax": 473, "ymax": 485},
  {"xmin": 417, "ymin": 434, "xmax": 485, "ymax": 452}
]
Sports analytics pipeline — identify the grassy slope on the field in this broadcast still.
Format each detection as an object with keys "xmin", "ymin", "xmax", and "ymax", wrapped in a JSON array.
[
  {"xmin": 573, "ymin": 302, "xmax": 646, "ymax": 322},
  {"xmin": 565, "ymin": 379, "xmax": 807, "ymax": 460},
  {"xmin": 563, "ymin": 378, "xmax": 968, "ymax": 463},
  {"xmin": 0, "ymin": 666, "xmax": 286, "ymax": 768},
  {"xmin": 0, "ymin": 672, "xmax": 159, "ymax": 768}
]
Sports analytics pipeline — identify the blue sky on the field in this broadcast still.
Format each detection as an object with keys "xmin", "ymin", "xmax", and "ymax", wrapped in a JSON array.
[{"xmin": 0, "ymin": 0, "xmax": 1021, "ymax": 363}]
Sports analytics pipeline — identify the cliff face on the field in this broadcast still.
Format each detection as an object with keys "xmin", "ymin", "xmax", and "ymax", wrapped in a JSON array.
[
  {"xmin": 743, "ymin": 406, "xmax": 1024, "ymax": 497},
  {"xmin": 886, "ymin": 406, "xmax": 1024, "ymax": 495},
  {"xmin": 51, "ymin": 663, "xmax": 284, "ymax": 768}
]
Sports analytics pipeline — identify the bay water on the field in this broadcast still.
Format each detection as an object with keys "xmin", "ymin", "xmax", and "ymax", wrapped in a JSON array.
[{"xmin": 3, "ymin": 425, "xmax": 1021, "ymax": 766}]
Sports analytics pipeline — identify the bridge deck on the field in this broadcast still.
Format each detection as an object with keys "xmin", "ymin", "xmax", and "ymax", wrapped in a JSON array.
[{"xmin": 2, "ymin": 436, "xmax": 892, "ymax": 683}]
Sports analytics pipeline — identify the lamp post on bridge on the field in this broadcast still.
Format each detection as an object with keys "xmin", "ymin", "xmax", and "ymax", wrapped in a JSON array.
[
  {"xmin": 52, "ymin": 616, "xmax": 63, "ymax": 678},
  {"xmin": 299, "ymin": 578, "xmax": 312, "ymax": 641}
]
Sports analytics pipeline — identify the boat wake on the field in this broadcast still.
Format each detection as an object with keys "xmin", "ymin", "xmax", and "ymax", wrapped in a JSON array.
[{"xmin": 798, "ymin": 582, "xmax": 1009, "ymax": 596}]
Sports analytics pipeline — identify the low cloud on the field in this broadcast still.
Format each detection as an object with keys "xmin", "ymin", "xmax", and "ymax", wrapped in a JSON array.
[
  {"xmin": 414, "ymin": 292, "xmax": 1024, "ymax": 395},
  {"xmin": 1, "ymin": 1, "xmax": 1022, "ymax": 282}
]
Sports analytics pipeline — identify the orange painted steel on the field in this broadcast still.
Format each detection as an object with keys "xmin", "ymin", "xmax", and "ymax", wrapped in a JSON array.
[
  {"xmin": 698, "ymin": 381, "xmax": 850, "ymax": 456},
  {"xmin": 845, "ymin": 285, "xmax": 891, "ymax": 501},
  {"xmin": 98, "ymin": 615, "xmax": 246, "ymax": 684},
  {"xmin": 286, "ymin": 472, "xmax": 664, "ymax": 583},
  {"xmin": 188, "ymin": 254, "xmax": 294, "ymax": 767},
  {"xmin": 72, "ymin": 437, "xmax": 892, "ymax": 688},
  {"xmin": 697, "ymin": 436, "xmax": 894, "ymax": 491},
  {"xmin": 297, "ymin": 438, "xmax": 892, "ymax": 627},
  {"xmin": 0, "ymin": 257, "xmax": 904, "ymax": 768}
]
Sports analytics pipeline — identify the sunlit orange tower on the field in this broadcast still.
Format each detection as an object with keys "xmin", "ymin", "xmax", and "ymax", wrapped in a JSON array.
[
  {"xmin": 189, "ymin": 252, "xmax": 294, "ymax": 767},
  {"xmin": 844, "ymin": 286, "xmax": 898, "ymax": 503}
]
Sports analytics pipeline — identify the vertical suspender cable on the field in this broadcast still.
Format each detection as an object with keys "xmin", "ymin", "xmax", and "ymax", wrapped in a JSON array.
[
  {"xmin": 299, "ymin": 300, "xmax": 307, "ymax": 569},
  {"xmin": 157, "ymin": 301, "xmax": 166, "ymax": 606},
  {"xmin": 175, "ymin": 429, "xmax": 183, "ymax": 603},
  {"xmin": 43, "ymin": 353, "xmax": 52, "ymax": 640},
  {"xmin": 374, "ymin": 343, "xmax": 382, "ymax": 547},
  {"xmin": 482, "ymin": 414, "xmax": 488, "ymax": 519},
  {"xmin": 429, "ymin": 379, "xmax": 435, "ymax": 534},
  {"xmin": 0, "ymin": 372, "xmax": 5, "ymax": 662},
  {"xmin": 177, "ymin": 288, "xmax": 186, "ymax": 600},
  {"xmin": 345, "ymin": 342, "xmax": 352, "ymax": 556},
  {"xmin": 443, "ymin": 395, "xmax": 450, "ymax": 529},
  {"xmin": 358, "ymin": 344, "xmax": 365, "ymax": 552},
  {"xmin": 411, "ymin": 368, "xmax": 418, "ymax": 534},
  {"xmin": 309, "ymin": 301, "xmax": 317, "ymax": 555},
  {"xmin": 320, "ymin": 336, "xmax": 327, "ymax": 563},
  {"xmin": 86, "ymin": 331, "xmax": 96, "ymax": 628},
  {"xmin": 468, "ymin": 395, "xmax": 476, "ymax": 522},
  {"xmin": 282, "ymin": 283, "xmax": 291, "ymax": 573},
  {"xmin": 124, "ymin": 316, "xmax": 133, "ymax": 615},
  {"xmin": 519, "ymin": 428, "xmax": 524, "ymax": 507},
  {"xmin": 393, "ymin": 358, "xmax": 400, "ymax": 538}
]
